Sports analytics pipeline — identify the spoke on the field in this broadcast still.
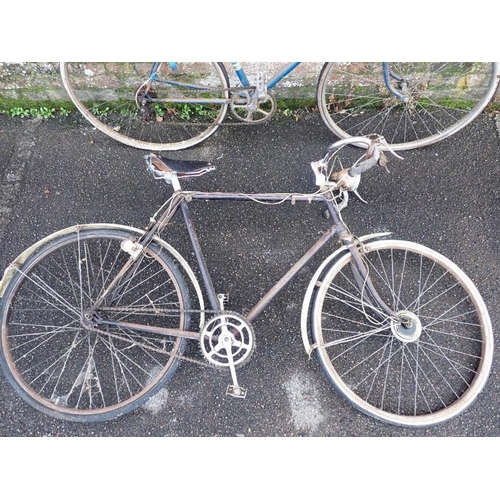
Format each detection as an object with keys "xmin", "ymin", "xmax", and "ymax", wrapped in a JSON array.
[
  {"xmin": 339, "ymin": 336, "xmax": 403, "ymax": 382},
  {"xmin": 399, "ymin": 344, "xmax": 435, "ymax": 415},
  {"xmin": 417, "ymin": 338, "xmax": 481, "ymax": 374},
  {"xmin": 325, "ymin": 278, "xmax": 392, "ymax": 324},
  {"xmin": 367, "ymin": 334, "xmax": 395, "ymax": 410},
  {"xmin": 30, "ymin": 332, "xmax": 86, "ymax": 392},
  {"xmin": 16, "ymin": 269, "xmax": 81, "ymax": 319},
  {"xmin": 404, "ymin": 342, "xmax": 461, "ymax": 403},
  {"xmin": 422, "ymin": 295, "xmax": 475, "ymax": 332},
  {"xmin": 320, "ymin": 324, "xmax": 390, "ymax": 348},
  {"xmin": 9, "ymin": 321, "xmax": 81, "ymax": 354},
  {"xmin": 370, "ymin": 249, "xmax": 409, "ymax": 310},
  {"xmin": 72, "ymin": 334, "xmax": 104, "ymax": 409},
  {"xmin": 99, "ymin": 332, "xmax": 155, "ymax": 400},
  {"xmin": 422, "ymin": 314, "xmax": 483, "ymax": 343}
]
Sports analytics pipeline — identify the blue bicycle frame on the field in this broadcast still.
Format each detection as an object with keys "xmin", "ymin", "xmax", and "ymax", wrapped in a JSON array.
[
  {"xmin": 232, "ymin": 62, "xmax": 406, "ymax": 101},
  {"xmin": 147, "ymin": 62, "xmax": 406, "ymax": 103}
]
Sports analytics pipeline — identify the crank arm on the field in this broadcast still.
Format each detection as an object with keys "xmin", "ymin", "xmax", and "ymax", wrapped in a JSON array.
[{"xmin": 222, "ymin": 335, "xmax": 247, "ymax": 398}]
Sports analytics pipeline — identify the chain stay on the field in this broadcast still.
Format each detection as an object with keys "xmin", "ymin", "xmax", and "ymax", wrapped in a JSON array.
[{"xmin": 96, "ymin": 306, "xmax": 248, "ymax": 370}]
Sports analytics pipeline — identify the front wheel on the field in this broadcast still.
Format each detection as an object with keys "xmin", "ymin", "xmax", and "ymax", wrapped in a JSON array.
[
  {"xmin": 317, "ymin": 62, "xmax": 499, "ymax": 150},
  {"xmin": 0, "ymin": 228, "xmax": 192, "ymax": 422},
  {"xmin": 311, "ymin": 240, "xmax": 493, "ymax": 426},
  {"xmin": 60, "ymin": 62, "xmax": 230, "ymax": 151}
]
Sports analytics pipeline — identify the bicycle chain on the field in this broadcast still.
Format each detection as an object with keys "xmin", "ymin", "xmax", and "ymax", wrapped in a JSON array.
[
  {"xmin": 96, "ymin": 307, "xmax": 231, "ymax": 369},
  {"xmin": 97, "ymin": 327, "xmax": 215, "ymax": 369},
  {"xmin": 99, "ymin": 306, "xmax": 220, "ymax": 316}
]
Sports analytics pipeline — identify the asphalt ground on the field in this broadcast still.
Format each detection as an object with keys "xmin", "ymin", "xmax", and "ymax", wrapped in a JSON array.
[{"xmin": 0, "ymin": 111, "xmax": 499, "ymax": 440}]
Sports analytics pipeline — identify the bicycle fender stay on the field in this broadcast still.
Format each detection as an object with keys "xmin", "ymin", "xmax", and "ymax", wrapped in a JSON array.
[{"xmin": 300, "ymin": 232, "xmax": 391, "ymax": 356}]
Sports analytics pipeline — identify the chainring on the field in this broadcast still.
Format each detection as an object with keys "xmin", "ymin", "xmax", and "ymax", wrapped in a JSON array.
[
  {"xmin": 200, "ymin": 312, "xmax": 255, "ymax": 368},
  {"xmin": 230, "ymin": 90, "xmax": 276, "ymax": 123}
]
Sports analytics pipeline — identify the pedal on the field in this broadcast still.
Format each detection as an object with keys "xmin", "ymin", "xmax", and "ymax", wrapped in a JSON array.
[
  {"xmin": 227, "ymin": 385, "xmax": 247, "ymax": 398},
  {"xmin": 256, "ymin": 72, "xmax": 267, "ymax": 99},
  {"xmin": 217, "ymin": 293, "xmax": 229, "ymax": 311}
]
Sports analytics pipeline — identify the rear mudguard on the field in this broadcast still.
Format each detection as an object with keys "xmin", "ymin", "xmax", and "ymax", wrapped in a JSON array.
[
  {"xmin": 300, "ymin": 232, "xmax": 391, "ymax": 356},
  {"xmin": 0, "ymin": 224, "xmax": 206, "ymax": 327}
]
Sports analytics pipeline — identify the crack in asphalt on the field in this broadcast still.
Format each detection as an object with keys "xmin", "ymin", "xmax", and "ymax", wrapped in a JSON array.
[{"xmin": 0, "ymin": 119, "xmax": 41, "ymax": 241}]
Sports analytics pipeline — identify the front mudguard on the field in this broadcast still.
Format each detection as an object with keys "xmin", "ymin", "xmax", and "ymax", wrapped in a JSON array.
[{"xmin": 300, "ymin": 232, "xmax": 391, "ymax": 356}]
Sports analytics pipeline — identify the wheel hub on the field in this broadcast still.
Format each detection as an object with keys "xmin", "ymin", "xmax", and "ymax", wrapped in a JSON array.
[
  {"xmin": 81, "ymin": 309, "xmax": 103, "ymax": 329},
  {"xmin": 391, "ymin": 311, "xmax": 422, "ymax": 343}
]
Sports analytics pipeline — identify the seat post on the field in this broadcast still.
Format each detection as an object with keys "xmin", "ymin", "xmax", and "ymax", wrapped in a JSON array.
[{"xmin": 171, "ymin": 174, "xmax": 182, "ymax": 192}]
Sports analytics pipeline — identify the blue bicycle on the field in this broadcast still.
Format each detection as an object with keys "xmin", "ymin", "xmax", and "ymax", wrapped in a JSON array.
[{"xmin": 60, "ymin": 62, "xmax": 499, "ymax": 151}]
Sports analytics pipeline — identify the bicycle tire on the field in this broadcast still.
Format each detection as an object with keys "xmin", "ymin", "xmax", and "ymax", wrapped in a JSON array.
[
  {"xmin": 0, "ymin": 227, "xmax": 192, "ymax": 422},
  {"xmin": 60, "ymin": 62, "xmax": 230, "ymax": 151},
  {"xmin": 311, "ymin": 239, "xmax": 493, "ymax": 427},
  {"xmin": 316, "ymin": 62, "xmax": 499, "ymax": 151}
]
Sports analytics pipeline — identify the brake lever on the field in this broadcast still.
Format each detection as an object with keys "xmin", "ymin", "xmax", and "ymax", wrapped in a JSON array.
[
  {"xmin": 378, "ymin": 151, "xmax": 390, "ymax": 173},
  {"xmin": 378, "ymin": 137, "xmax": 404, "ymax": 161}
]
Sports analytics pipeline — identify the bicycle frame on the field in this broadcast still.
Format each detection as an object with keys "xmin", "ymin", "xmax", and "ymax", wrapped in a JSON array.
[
  {"xmin": 230, "ymin": 62, "xmax": 302, "ymax": 91},
  {"xmin": 145, "ymin": 62, "xmax": 407, "ymax": 103},
  {"xmin": 91, "ymin": 186, "xmax": 397, "ymax": 340},
  {"xmin": 231, "ymin": 62, "xmax": 406, "ymax": 100},
  {"xmin": 179, "ymin": 190, "xmax": 339, "ymax": 319}
]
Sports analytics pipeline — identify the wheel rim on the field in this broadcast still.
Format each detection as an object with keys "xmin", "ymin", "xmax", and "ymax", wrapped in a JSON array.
[
  {"xmin": 312, "ymin": 240, "xmax": 493, "ymax": 426},
  {"xmin": 0, "ymin": 230, "xmax": 189, "ymax": 421},
  {"xmin": 318, "ymin": 62, "xmax": 499, "ymax": 151},
  {"xmin": 61, "ymin": 62, "xmax": 229, "ymax": 151}
]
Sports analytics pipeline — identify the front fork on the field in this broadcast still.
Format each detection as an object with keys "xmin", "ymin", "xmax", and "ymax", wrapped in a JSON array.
[
  {"xmin": 301, "ymin": 191, "xmax": 399, "ymax": 356},
  {"xmin": 342, "ymin": 232, "xmax": 397, "ymax": 320},
  {"xmin": 382, "ymin": 62, "xmax": 409, "ymax": 102}
]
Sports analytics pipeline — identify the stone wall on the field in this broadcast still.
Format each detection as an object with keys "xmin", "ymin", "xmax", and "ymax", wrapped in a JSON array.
[
  {"xmin": 1, "ymin": 62, "xmax": 499, "ymax": 106},
  {"xmin": 0, "ymin": 62, "xmax": 67, "ymax": 104},
  {"xmin": 0, "ymin": 62, "xmax": 324, "ymax": 104}
]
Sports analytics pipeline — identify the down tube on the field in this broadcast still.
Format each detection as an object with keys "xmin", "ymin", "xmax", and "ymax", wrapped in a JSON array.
[
  {"xmin": 247, "ymin": 223, "xmax": 340, "ymax": 322},
  {"xmin": 267, "ymin": 62, "xmax": 301, "ymax": 89}
]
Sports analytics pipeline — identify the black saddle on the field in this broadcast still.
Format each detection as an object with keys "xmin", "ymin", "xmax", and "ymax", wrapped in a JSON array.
[{"xmin": 144, "ymin": 153, "xmax": 216, "ymax": 178}]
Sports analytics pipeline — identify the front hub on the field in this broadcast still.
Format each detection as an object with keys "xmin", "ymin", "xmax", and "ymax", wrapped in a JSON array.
[{"xmin": 391, "ymin": 311, "xmax": 422, "ymax": 343}]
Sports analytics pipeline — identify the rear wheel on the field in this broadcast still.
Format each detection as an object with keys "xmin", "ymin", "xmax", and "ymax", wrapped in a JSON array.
[
  {"xmin": 317, "ymin": 62, "xmax": 499, "ymax": 150},
  {"xmin": 311, "ymin": 240, "xmax": 493, "ymax": 426},
  {"xmin": 0, "ymin": 228, "xmax": 192, "ymax": 422},
  {"xmin": 60, "ymin": 62, "xmax": 230, "ymax": 150}
]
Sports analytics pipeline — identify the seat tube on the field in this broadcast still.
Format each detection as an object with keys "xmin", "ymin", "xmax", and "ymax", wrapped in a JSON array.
[
  {"xmin": 180, "ymin": 199, "xmax": 220, "ymax": 311},
  {"xmin": 150, "ymin": 62, "xmax": 163, "ymax": 78},
  {"xmin": 231, "ymin": 62, "xmax": 251, "ymax": 87}
]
